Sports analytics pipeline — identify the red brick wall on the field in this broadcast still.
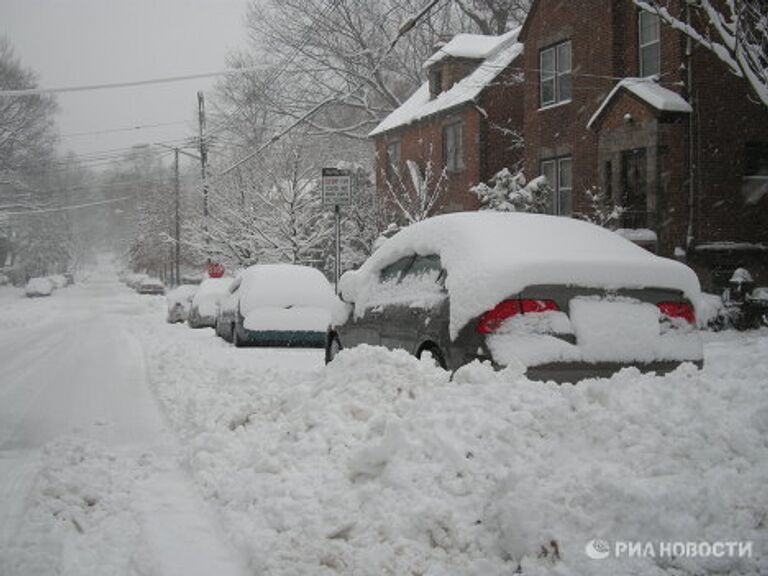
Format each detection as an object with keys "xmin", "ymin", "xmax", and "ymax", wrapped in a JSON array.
[
  {"xmin": 478, "ymin": 62, "xmax": 525, "ymax": 180},
  {"xmin": 690, "ymin": 43, "xmax": 768, "ymax": 245},
  {"xmin": 373, "ymin": 105, "xmax": 483, "ymax": 225}
]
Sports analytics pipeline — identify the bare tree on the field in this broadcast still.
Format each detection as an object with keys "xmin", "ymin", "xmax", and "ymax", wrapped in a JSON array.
[
  {"xmin": 454, "ymin": 0, "xmax": 532, "ymax": 35},
  {"xmin": 0, "ymin": 38, "xmax": 57, "ymax": 179},
  {"xmin": 633, "ymin": 0, "xmax": 768, "ymax": 107}
]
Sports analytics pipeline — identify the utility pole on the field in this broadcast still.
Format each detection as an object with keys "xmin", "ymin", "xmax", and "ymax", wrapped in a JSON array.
[
  {"xmin": 197, "ymin": 91, "xmax": 209, "ymax": 261},
  {"xmin": 173, "ymin": 148, "xmax": 181, "ymax": 286}
]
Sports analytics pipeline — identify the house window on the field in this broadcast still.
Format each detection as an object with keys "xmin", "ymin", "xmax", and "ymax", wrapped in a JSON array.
[
  {"xmin": 443, "ymin": 121, "xmax": 464, "ymax": 173},
  {"xmin": 540, "ymin": 41, "xmax": 572, "ymax": 108},
  {"xmin": 429, "ymin": 69, "xmax": 443, "ymax": 98},
  {"xmin": 745, "ymin": 142, "xmax": 768, "ymax": 178},
  {"xmin": 639, "ymin": 11, "xmax": 660, "ymax": 77},
  {"xmin": 385, "ymin": 140, "xmax": 401, "ymax": 184},
  {"xmin": 541, "ymin": 156, "xmax": 572, "ymax": 216}
]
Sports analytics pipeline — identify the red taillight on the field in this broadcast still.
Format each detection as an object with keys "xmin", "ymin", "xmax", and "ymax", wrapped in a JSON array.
[
  {"xmin": 657, "ymin": 301, "xmax": 696, "ymax": 325},
  {"xmin": 476, "ymin": 299, "xmax": 559, "ymax": 334}
]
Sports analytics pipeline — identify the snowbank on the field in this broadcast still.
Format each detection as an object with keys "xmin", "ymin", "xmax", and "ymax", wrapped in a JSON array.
[
  {"xmin": 140, "ymin": 319, "xmax": 768, "ymax": 576},
  {"xmin": 340, "ymin": 212, "xmax": 702, "ymax": 339}
]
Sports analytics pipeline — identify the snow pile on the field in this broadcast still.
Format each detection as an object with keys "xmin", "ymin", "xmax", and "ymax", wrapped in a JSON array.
[
  {"xmin": 237, "ymin": 264, "xmax": 345, "ymax": 330},
  {"xmin": 141, "ymin": 321, "xmax": 768, "ymax": 576},
  {"xmin": 340, "ymin": 212, "xmax": 702, "ymax": 339},
  {"xmin": 48, "ymin": 275, "xmax": 69, "ymax": 289},
  {"xmin": 1, "ymin": 438, "xmax": 149, "ymax": 576},
  {"xmin": 192, "ymin": 277, "xmax": 232, "ymax": 318}
]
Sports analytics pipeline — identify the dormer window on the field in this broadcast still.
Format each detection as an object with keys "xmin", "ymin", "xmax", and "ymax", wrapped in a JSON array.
[
  {"xmin": 639, "ymin": 11, "xmax": 660, "ymax": 77},
  {"xmin": 429, "ymin": 68, "xmax": 443, "ymax": 98}
]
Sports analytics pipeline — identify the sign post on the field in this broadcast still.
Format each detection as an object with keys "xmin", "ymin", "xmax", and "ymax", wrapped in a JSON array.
[{"xmin": 321, "ymin": 168, "xmax": 352, "ymax": 292}]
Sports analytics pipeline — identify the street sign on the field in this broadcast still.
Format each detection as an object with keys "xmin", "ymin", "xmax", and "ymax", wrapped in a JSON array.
[{"xmin": 321, "ymin": 168, "xmax": 352, "ymax": 207}]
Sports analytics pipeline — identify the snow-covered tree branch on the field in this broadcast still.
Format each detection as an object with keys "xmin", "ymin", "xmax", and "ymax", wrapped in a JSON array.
[{"xmin": 633, "ymin": 0, "xmax": 768, "ymax": 107}]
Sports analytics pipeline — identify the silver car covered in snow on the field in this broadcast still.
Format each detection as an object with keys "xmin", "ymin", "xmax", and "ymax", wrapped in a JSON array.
[{"xmin": 327, "ymin": 212, "xmax": 703, "ymax": 382}]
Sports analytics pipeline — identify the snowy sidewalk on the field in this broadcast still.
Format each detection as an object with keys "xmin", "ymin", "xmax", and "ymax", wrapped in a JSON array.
[{"xmin": 0, "ymin": 279, "xmax": 249, "ymax": 576}]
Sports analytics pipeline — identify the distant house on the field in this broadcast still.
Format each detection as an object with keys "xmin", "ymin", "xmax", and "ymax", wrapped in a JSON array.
[
  {"xmin": 372, "ymin": 1, "xmax": 768, "ymax": 290},
  {"xmin": 519, "ymin": 0, "xmax": 768, "ymax": 289},
  {"xmin": 369, "ymin": 29, "xmax": 525, "ymax": 220}
]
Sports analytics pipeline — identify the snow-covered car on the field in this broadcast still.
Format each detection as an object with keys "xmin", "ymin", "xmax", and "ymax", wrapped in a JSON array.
[
  {"xmin": 25, "ymin": 276, "xmax": 55, "ymax": 298},
  {"xmin": 48, "ymin": 274, "xmax": 68, "ymax": 289},
  {"xmin": 137, "ymin": 277, "xmax": 165, "ymax": 295},
  {"xmin": 125, "ymin": 273, "xmax": 149, "ymax": 289},
  {"xmin": 218, "ymin": 264, "xmax": 345, "ymax": 347},
  {"xmin": 328, "ymin": 212, "xmax": 704, "ymax": 382},
  {"xmin": 188, "ymin": 277, "xmax": 233, "ymax": 328},
  {"xmin": 166, "ymin": 284, "xmax": 198, "ymax": 323}
]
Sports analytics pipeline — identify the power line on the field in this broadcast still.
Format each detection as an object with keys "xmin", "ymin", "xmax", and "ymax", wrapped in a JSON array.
[
  {"xmin": 59, "ymin": 120, "xmax": 191, "ymax": 139},
  {"xmin": 0, "ymin": 66, "xmax": 271, "ymax": 98},
  {"xmin": 2, "ymin": 196, "xmax": 131, "ymax": 216}
]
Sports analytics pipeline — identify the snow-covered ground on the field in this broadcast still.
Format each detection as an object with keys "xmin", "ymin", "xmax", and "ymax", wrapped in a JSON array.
[{"xmin": 1, "ymin": 259, "xmax": 766, "ymax": 575}]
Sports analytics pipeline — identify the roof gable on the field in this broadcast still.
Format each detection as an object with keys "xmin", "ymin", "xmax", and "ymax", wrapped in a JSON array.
[
  {"xmin": 369, "ymin": 28, "xmax": 523, "ymax": 138},
  {"xmin": 588, "ymin": 78, "xmax": 693, "ymax": 130}
]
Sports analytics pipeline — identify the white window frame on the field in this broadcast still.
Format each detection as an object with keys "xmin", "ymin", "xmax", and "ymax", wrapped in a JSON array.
[
  {"xmin": 541, "ymin": 156, "xmax": 573, "ymax": 216},
  {"xmin": 639, "ymin": 11, "xmax": 661, "ymax": 78},
  {"xmin": 539, "ymin": 40, "xmax": 572, "ymax": 108}
]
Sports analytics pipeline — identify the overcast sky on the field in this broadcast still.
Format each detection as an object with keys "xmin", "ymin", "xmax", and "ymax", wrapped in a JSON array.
[{"xmin": 0, "ymin": 0, "xmax": 248, "ymax": 164}]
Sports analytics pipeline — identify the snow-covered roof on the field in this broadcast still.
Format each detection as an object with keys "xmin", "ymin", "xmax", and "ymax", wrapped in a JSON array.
[
  {"xmin": 422, "ymin": 33, "xmax": 507, "ymax": 69},
  {"xmin": 340, "ymin": 212, "xmax": 701, "ymax": 339},
  {"xmin": 588, "ymin": 78, "xmax": 692, "ymax": 129},
  {"xmin": 369, "ymin": 28, "xmax": 522, "ymax": 138}
]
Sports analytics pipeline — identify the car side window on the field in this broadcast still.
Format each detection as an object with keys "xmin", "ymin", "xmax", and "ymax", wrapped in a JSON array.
[
  {"xmin": 405, "ymin": 254, "xmax": 446, "ymax": 288},
  {"xmin": 364, "ymin": 253, "xmax": 446, "ymax": 311},
  {"xmin": 379, "ymin": 255, "xmax": 416, "ymax": 284}
]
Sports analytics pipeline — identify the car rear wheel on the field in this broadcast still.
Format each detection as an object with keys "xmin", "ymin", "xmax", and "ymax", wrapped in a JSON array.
[
  {"xmin": 417, "ymin": 343, "xmax": 447, "ymax": 370},
  {"xmin": 325, "ymin": 332, "xmax": 342, "ymax": 364}
]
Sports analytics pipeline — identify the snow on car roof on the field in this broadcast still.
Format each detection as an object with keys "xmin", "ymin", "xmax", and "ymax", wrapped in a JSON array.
[
  {"xmin": 340, "ymin": 212, "xmax": 701, "ymax": 339},
  {"xmin": 238, "ymin": 264, "xmax": 339, "ymax": 316}
]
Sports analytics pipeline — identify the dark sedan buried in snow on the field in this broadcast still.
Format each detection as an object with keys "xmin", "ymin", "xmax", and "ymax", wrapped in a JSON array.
[{"xmin": 326, "ymin": 212, "xmax": 704, "ymax": 383}]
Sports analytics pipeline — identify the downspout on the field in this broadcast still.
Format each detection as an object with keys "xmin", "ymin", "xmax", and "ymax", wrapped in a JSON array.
[{"xmin": 685, "ymin": 1, "xmax": 695, "ymax": 249}]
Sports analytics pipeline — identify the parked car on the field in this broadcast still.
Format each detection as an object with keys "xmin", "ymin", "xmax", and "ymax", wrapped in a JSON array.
[
  {"xmin": 217, "ymin": 264, "xmax": 344, "ymax": 347},
  {"xmin": 327, "ymin": 212, "xmax": 704, "ymax": 382},
  {"xmin": 137, "ymin": 277, "xmax": 165, "ymax": 295},
  {"xmin": 48, "ymin": 274, "xmax": 68, "ymax": 289},
  {"xmin": 188, "ymin": 277, "xmax": 232, "ymax": 328},
  {"xmin": 125, "ymin": 273, "xmax": 149, "ymax": 289},
  {"xmin": 166, "ymin": 284, "xmax": 198, "ymax": 323},
  {"xmin": 25, "ymin": 277, "xmax": 55, "ymax": 298}
]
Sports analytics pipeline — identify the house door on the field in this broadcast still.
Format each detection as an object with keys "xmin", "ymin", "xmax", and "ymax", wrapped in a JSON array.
[{"xmin": 621, "ymin": 148, "xmax": 648, "ymax": 228}]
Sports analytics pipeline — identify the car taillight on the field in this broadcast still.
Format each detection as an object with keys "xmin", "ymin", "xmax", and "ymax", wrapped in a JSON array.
[
  {"xmin": 476, "ymin": 299, "xmax": 560, "ymax": 334},
  {"xmin": 657, "ymin": 301, "xmax": 696, "ymax": 325}
]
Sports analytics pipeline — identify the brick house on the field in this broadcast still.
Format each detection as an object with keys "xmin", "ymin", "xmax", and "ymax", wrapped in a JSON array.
[
  {"xmin": 519, "ymin": 0, "xmax": 768, "ymax": 289},
  {"xmin": 369, "ymin": 29, "xmax": 525, "ymax": 219},
  {"xmin": 371, "ymin": 1, "xmax": 768, "ymax": 289}
]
